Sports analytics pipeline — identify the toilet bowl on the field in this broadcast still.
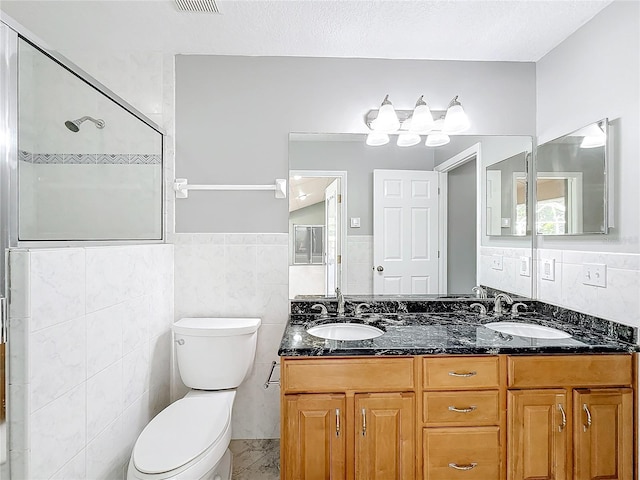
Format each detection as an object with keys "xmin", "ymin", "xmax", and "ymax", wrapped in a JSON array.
[{"xmin": 127, "ymin": 317, "xmax": 261, "ymax": 480}]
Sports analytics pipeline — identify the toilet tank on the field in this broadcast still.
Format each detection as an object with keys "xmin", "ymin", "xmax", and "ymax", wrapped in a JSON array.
[{"xmin": 172, "ymin": 317, "xmax": 261, "ymax": 390}]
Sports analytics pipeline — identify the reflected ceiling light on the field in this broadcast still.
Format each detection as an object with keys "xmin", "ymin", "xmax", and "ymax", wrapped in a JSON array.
[
  {"xmin": 372, "ymin": 95, "xmax": 400, "ymax": 132},
  {"xmin": 409, "ymin": 95, "xmax": 434, "ymax": 132},
  {"xmin": 397, "ymin": 120, "xmax": 421, "ymax": 147},
  {"xmin": 425, "ymin": 132, "xmax": 450, "ymax": 147},
  {"xmin": 292, "ymin": 175, "xmax": 302, "ymax": 180},
  {"xmin": 579, "ymin": 122, "xmax": 606, "ymax": 148},
  {"xmin": 366, "ymin": 132, "xmax": 390, "ymax": 146},
  {"xmin": 297, "ymin": 193, "xmax": 309, "ymax": 200},
  {"xmin": 442, "ymin": 96, "xmax": 470, "ymax": 133}
]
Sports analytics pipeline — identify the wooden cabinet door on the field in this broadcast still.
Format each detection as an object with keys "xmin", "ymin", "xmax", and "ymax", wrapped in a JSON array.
[
  {"xmin": 507, "ymin": 389, "xmax": 568, "ymax": 480},
  {"xmin": 573, "ymin": 388, "xmax": 633, "ymax": 480},
  {"xmin": 282, "ymin": 394, "xmax": 347, "ymax": 480},
  {"xmin": 355, "ymin": 392, "xmax": 415, "ymax": 480}
]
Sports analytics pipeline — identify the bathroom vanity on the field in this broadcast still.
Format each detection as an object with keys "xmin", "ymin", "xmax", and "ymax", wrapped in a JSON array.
[{"xmin": 277, "ymin": 298, "xmax": 638, "ymax": 480}]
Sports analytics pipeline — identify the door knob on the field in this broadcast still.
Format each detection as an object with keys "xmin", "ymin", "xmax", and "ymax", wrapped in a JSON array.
[{"xmin": 376, "ymin": 266, "xmax": 384, "ymax": 272}]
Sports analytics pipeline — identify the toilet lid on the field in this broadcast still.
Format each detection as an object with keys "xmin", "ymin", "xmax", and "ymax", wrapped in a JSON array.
[{"xmin": 133, "ymin": 396, "xmax": 231, "ymax": 474}]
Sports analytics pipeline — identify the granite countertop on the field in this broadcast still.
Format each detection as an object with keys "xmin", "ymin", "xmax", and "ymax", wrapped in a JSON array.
[{"xmin": 278, "ymin": 309, "xmax": 639, "ymax": 357}]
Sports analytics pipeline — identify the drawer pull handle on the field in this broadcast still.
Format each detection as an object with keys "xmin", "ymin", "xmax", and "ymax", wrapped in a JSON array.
[
  {"xmin": 448, "ymin": 463, "xmax": 478, "ymax": 471},
  {"xmin": 448, "ymin": 371, "xmax": 477, "ymax": 378},
  {"xmin": 583, "ymin": 403, "xmax": 592, "ymax": 432},
  {"xmin": 558, "ymin": 404, "xmax": 567, "ymax": 432},
  {"xmin": 361, "ymin": 408, "xmax": 367, "ymax": 436},
  {"xmin": 335, "ymin": 409, "xmax": 340, "ymax": 437},
  {"xmin": 448, "ymin": 405, "xmax": 477, "ymax": 413}
]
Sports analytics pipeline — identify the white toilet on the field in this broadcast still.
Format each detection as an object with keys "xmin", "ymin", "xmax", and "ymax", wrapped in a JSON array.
[{"xmin": 127, "ymin": 317, "xmax": 261, "ymax": 480}]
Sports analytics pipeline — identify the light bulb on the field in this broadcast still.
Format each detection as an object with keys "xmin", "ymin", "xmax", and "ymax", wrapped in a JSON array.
[
  {"xmin": 579, "ymin": 123, "xmax": 606, "ymax": 148},
  {"xmin": 397, "ymin": 133, "xmax": 421, "ymax": 147},
  {"xmin": 443, "ymin": 96, "xmax": 470, "ymax": 133}
]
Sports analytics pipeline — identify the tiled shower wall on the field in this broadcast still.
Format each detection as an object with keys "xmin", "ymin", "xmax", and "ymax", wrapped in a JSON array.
[
  {"xmin": 8, "ymin": 244, "xmax": 174, "ymax": 480},
  {"xmin": 173, "ymin": 233, "xmax": 288, "ymax": 439}
]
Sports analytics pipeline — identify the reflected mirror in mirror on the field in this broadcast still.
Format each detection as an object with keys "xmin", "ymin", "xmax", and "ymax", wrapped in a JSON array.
[
  {"xmin": 485, "ymin": 151, "xmax": 529, "ymax": 236},
  {"xmin": 289, "ymin": 133, "xmax": 533, "ymax": 299},
  {"xmin": 17, "ymin": 39, "xmax": 163, "ymax": 241},
  {"xmin": 535, "ymin": 119, "xmax": 608, "ymax": 235}
]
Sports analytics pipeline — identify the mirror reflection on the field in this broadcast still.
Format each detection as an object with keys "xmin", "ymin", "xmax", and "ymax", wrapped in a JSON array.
[
  {"xmin": 535, "ymin": 119, "xmax": 608, "ymax": 235},
  {"xmin": 288, "ymin": 133, "xmax": 533, "ymax": 299},
  {"xmin": 485, "ymin": 152, "xmax": 529, "ymax": 236}
]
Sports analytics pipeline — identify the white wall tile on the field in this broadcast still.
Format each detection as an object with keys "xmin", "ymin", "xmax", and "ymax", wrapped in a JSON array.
[
  {"xmin": 257, "ymin": 245, "xmax": 288, "ymax": 285},
  {"xmin": 121, "ymin": 392, "xmax": 151, "ymax": 457},
  {"xmin": 30, "ymin": 317, "xmax": 86, "ymax": 413},
  {"xmin": 87, "ymin": 360, "xmax": 123, "ymax": 442},
  {"xmin": 50, "ymin": 449, "xmax": 86, "ymax": 480},
  {"xmin": 122, "ymin": 344, "xmax": 150, "ymax": 409},
  {"xmin": 8, "ymin": 250, "xmax": 30, "ymax": 319},
  {"xmin": 86, "ymin": 418, "xmax": 126, "ymax": 480},
  {"xmin": 232, "ymin": 361, "xmax": 280, "ymax": 439},
  {"xmin": 86, "ymin": 304, "xmax": 124, "ymax": 378},
  {"xmin": 8, "ymin": 316, "xmax": 29, "ymax": 385},
  {"xmin": 30, "ymin": 384, "xmax": 86, "ymax": 480},
  {"xmin": 30, "ymin": 248, "xmax": 85, "ymax": 332},
  {"xmin": 122, "ymin": 295, "xmax": 151, "ymax": 355}
]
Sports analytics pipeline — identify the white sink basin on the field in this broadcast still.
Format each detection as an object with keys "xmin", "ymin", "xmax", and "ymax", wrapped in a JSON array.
[
  {"xmin": 307, "ymin": 323, "xmax": 384, "ymax": 341},
  {"xmin": 485, "ymin": 321, "xmax": 571, "ymax": 339}
]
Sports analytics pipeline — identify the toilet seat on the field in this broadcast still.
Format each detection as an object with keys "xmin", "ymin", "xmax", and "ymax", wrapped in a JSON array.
[{"xmin": 130, "ymin": 391, "xmax": 234, "ymax": 479}]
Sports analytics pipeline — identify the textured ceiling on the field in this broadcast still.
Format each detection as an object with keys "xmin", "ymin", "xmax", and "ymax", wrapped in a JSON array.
[{"xmin": 0, "ymin": 0, "xmax": 614, "ymax": 61}]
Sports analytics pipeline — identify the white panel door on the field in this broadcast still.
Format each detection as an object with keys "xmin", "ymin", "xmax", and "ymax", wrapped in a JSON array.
[
  {"xmin": 324, "ymin": 179, "xmax": 339, "ymax": 295},
  {"xmin": 373, "ymin": 170, "xmax": 440, "ymax": 294},
  {"xmin": 486, "ymin": 170, "xmax": 502, "ymax": 235}
]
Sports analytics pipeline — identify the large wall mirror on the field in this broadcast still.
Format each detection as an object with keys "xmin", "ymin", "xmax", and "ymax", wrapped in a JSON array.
[
  {"xmin": 535, "ymin": 119, "xmax": 609, "ymax": 235},
  {"xmin": 288, "ymin": 133, "xmax": 534, "ymax": 299}
]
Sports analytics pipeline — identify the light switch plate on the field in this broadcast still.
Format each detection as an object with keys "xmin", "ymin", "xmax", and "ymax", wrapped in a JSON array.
[
  {"xmin": 501, "ymin": 218, "xmax": 511, "ymax": 228},
  {"xmin": 350, "ymin": 217, "xmax": 361, "ymax": 228},
  {"xmin": 519, "ymin": 256, "xmax": 531, "ymax": 277},
  {"xmin": 541, "ymin": 258, "xmax": 555, "ymax": 281},
  {"xmin": 491, "ymin": 255, "xmax": 503, "ymax": 271},
  {"xmin": 583, "ymin": 263, "xmax": 606, "ymax": 287}
]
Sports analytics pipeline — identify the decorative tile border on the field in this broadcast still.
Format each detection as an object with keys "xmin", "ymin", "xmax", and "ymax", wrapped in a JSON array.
[{"xmin": 19, "ymin": 150, "xmax": 161, "ymax": 165}]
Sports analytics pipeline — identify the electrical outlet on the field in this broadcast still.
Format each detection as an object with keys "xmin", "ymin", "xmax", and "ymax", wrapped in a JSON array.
[
  {"xmin": 583, "ymin": 263, "xmax": 606, "ymax": 287},
  {"xmin": 541, "ymin": 258, "xmax": 555, "ymax": 281},
  {"xmin": 519, "ymin": 256, "xmax": 531, "ymax": 277},
  {"xmin": 491, "ymin": 255, "xmax": 503, "ymax": 271}
]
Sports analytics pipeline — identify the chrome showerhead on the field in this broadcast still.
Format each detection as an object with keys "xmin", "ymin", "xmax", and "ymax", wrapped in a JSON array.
[{"xmin": 65, "ymin": 116, "xmax": 105, "ymax": 132}]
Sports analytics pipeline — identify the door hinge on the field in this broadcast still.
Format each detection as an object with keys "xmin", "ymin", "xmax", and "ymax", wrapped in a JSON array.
[
  {"xmin": 438, "ymin": 250, "xmax": 440, "ymax": 258},
  {"xmin": 438, "ymin": 187, "xmax": 440, "ymax": 195},
  {"xmin": 338, "ymin": 194, "xmax": 342, "ymax": 204},
  {"xmin": 337, "ymin": 255, "xmax": 342, "ymax": 264}
]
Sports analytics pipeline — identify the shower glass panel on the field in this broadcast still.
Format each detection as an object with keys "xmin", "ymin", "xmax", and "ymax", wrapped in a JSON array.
[{"xmin": 18, "ymin": 39, "xmax": 163, "ymax": 241}]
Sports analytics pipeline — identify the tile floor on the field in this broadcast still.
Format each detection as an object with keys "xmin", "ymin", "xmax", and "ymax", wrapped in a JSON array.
[{"xmin": 230, "ymin": 439, "xmax": 280, "ymax": 480}]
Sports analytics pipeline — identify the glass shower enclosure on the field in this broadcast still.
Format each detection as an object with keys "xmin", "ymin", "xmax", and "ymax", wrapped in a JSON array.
[{"xmin": 0, "ymin": 13, "xmax": 165, "ymax": 479}]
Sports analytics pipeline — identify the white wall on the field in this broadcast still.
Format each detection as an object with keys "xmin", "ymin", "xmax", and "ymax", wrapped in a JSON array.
[
  {"xmin": 7, "ymin": 245, "xmax": 174, "ymax": 480},
  {"xmin": 535, "ymin": 0, "xmax": 640, "ymax": 328},
  {"xmin": 175, "ymin": 55, "xmax": 536, "ymax": 233}
]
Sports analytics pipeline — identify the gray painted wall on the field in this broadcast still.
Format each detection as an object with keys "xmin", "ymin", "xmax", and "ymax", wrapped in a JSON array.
[
  {"xmin": 447, "ymin": 158, "xmax": 477, "ymax": 293},
  {"xmin": 536, "ymin": 0, "xmax": 639, "ymax": 253},
  {"xmin": 289, "ymin": 137, "xmax": 434, "ymax": 235},
  {"xmin": 175, "ymin": 55, "xmax": 536, "ymax": 233}
]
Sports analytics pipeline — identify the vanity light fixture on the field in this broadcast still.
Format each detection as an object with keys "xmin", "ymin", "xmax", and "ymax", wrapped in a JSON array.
[
  {"xmin": 372, "ymin": 95, "xmax": 400, "ymax": 132},
  {"xmin": 397, "ymin": 120, "xmax": 421, "ymax": 147},
  {"xmin": 579, "ymin": 121, "xmax": 606, "ymax": 148},
  {"xmin": 365, "ymin": 94, "xmax": 469, "ymax": 148},
  {"xmin": 366, "ymin": 131, "xmax": 390, "ymax": 146},
  {"xmin": 442, "ymin": 95, "xmax": 470, "ymax": 133}
]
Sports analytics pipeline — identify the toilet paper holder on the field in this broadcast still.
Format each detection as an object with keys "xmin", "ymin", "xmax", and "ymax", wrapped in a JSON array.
[{"xmin": 264, "ymin": 361, "xmax": 280, "ymax": 389}]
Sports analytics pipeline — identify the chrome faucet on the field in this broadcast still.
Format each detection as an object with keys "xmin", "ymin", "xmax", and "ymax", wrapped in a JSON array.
[
  {"xmin": 335, "ymin": 287, "xmax": 345, "ymax": 316},
  {"xmin": 511, "ymin": 302, "xmax": 528, "ymax": 317},
  {"xmin": 472, "ymin": 285, "xmax": 488, "ymax": 299},
  {"xmin": 493, "ymin": 293, "xmax": 513, "ymax": 317},
  {"xmin": 355, "ymin": 303, "xmax": 371, "ymax": 317}
]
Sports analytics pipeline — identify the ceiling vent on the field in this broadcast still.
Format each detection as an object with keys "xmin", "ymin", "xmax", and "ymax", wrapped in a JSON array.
[{"xmin": 175, "ymin": 0, "xmax": 220, "ymax": 13}]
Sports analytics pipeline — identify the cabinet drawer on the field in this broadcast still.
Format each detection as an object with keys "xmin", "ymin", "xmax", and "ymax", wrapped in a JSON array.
[
  {"xmin": 423, "ymin": 391, "xmax": 499, "ymax": 426},
  {"xmin": 423, "ymin": 426, "xmax": 500, "ymax": 480},
  {"xmin": 508, "ymin": 354, "xmax": 632, "ymax": 388},
  {"xmin": 423, "ymin": 356, "xmax": 499, "ymax": 389},
  {"xmin": 281, "ymin": 357, "xmax": 415, "ymax": 393}
]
